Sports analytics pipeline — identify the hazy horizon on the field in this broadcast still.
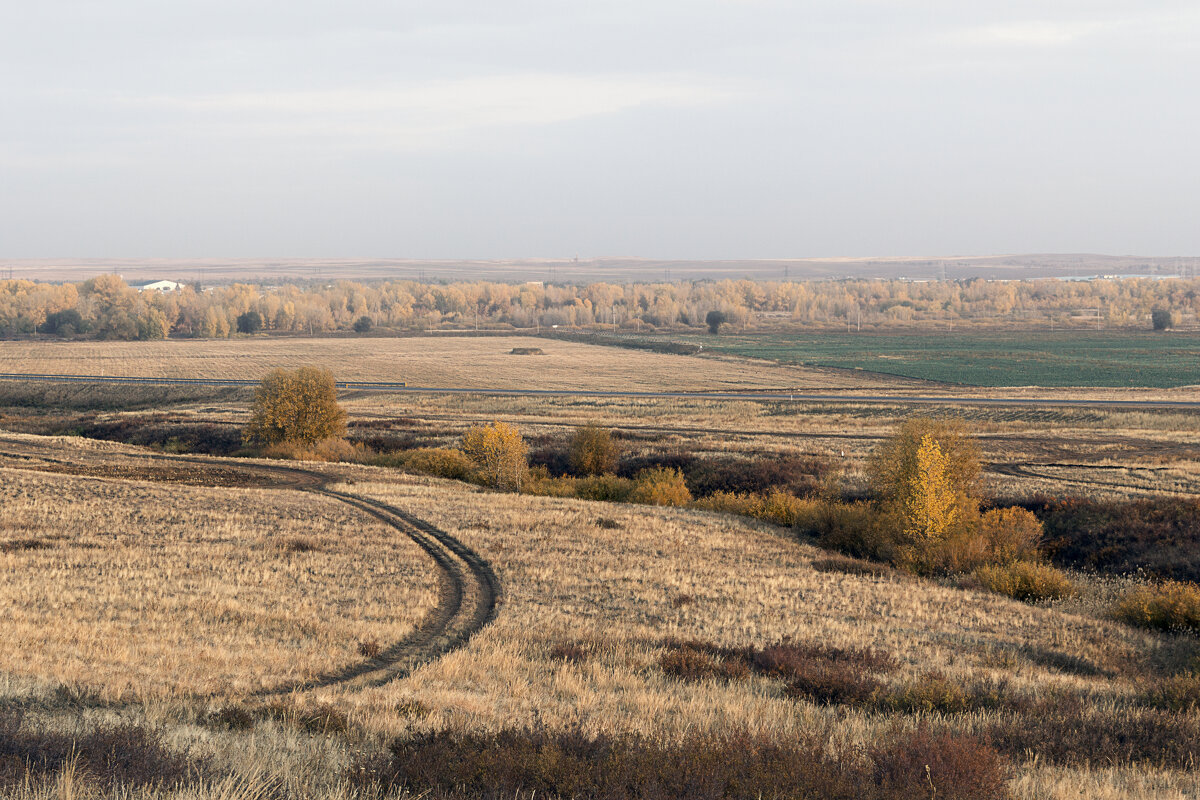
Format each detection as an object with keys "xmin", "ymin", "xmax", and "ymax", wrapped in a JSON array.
[{"xmin": 3, "ymin": 2, "xmax": 1198, "ymax": 259}]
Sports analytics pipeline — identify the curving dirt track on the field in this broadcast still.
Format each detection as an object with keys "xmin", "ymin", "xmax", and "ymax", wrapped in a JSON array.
[
  {"xmin": 989, "ymin": 461, "xmax": 1200, "ymax": 497},
  {"xmin": 0, "ymin": 435, "xmax": 500, "ymax": 695}
]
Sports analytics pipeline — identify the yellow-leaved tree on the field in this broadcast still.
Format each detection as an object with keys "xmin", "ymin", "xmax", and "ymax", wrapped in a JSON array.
[
  {"xmin": 461, "ymin": 421, "xmax": 528, "ymax": 491},
  {"xmin": 865, "ymin": 417, "xmax": 981, "ymax": 573},
  {"xmin": 243, "ymin": 366, "xmax": 347, "ymax": 446},
  {"xmin": 900, "ymin": 434, "xmax": 960, "ymax": 567}
]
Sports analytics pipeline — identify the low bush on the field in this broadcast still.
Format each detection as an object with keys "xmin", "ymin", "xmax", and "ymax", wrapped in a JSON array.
[
  {"xmin": 753, "ymin": 641, "xmax": 897, "ymax": 678},
  {"xmin": 877, "ymin": 673, "xmax": 1002, "ymax": 715},
  {"xmin": 395, "ymin": 447, "xmax": 476, "ymax": 481},
  {"xmin": 659, "ymin": 644, "xmax": 751, "ymax": 682},
  {"xmin": 658, "ymin": 639, "xmax": 897, "ymax": 697},
  {"xmin": 575, "ymin": 474, "xmax": 636, "ymax": 502},
  {"xmin": 0, "ymin": 712, "xmax": 203, "ymax": 790},
  {"xmin": 1112, "ymin": 580, "xmax": 1200, "ymax": 634},
  {"xmin": 261, "ymin": 703, "xmax": 352, "ymax": 736},
  {"xmin": 810, "ymin": 555, "xmax": 900, "ymax": 580},
  {"xmin": 685, "ymin": 455, "xmax": 831, "ymax": 498},
  {"xmin": 783, "ymin": 665, "xmax": 885, "ymax": 707},
  {"xmin": 629, "ymin": 467, "xmax": 692, "ymax": 507},
  {"xmin": 693, "ymin": 490, "xmax": 763, "ymax": 518},
  {"xmin": 869, "ymin": 725, "xmax": 1011, "ymax": 800},
  {"xmin": 524, "ymin": 469, "xmax": 583, "ymax": 498},
  {"xmin": 549, "ymin": 642, "xmax": 595, "ymax": 664},
  {"xmin": 804, "ymin": 501, "xmax": 897, "ymax": 563},
  {"xmin": 206, "ymin": 705, "xmax": 255, "ymax": 731},
  {"xmin": 697, "ymin": 489, "xmax": 821, "ymax": 527},
  {"xmin": 977, "ymin": 507, "xmax": 1043, "ymax": 565},
  {"xmin": 973, "ymin": 561, "xmax": 1077, "ymax": 603},
  {"xmin": 262, "ymin": 436, "xmax": 370, "ymax": 463},
  {"xmin": 352, "ymin": 725, "xmax": 1011, "ymax": 800}
]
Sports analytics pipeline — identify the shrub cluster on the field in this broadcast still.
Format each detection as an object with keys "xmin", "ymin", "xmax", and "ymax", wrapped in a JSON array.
[
  {"xmin": 1138, "ymin": 672, "xmax": 1200, "ymax": 712},
  {"xmin": 262, "ymin": 437, "xmax": 370, "ymax": 463},
  {"xmin": 0, "ymin": 712, "xmax": 203, "ymax": 790},
  {"xmin": 387, "ymin": 447, "xmax": 477, "ymax": 481},
  {"xmin": 352, "ymin": 725, "xmax": 1011, "ymax": 800},
  {"xmin": 628, "ymin": 467, "xmax": 693, "ymax": 506},
  {"xmin": 1112, "ymin": 580, "xmax": 1200, "ymax": 634},
  {"xmin": 1028, "ymin": 495, "xmax": 1200, "ymax": 581},
  {"xmin": 973, "ymin": 561, "xmax": 1077, "ymax": 603},
  {"xmin": 694, "ymin": 489, "xmax": 821, "ymax": 527},
  {"xmin": 802, "ymin": 418, "xmax": 1057, "ymax": 583},
  {"xmin": 657, "ymin": 639, "xmax": 899, "ymax": 706}
]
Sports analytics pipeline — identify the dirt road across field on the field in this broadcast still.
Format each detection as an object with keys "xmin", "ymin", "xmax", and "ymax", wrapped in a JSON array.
[{"xmin": 0, "ymin": 435, "xmax": 500, "ymax": 694}]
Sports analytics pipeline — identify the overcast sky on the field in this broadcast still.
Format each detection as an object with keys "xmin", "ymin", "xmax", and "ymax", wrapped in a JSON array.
[{"xmin": 2, "ymin": 1, "xmax": 1198, "ymax": 258}]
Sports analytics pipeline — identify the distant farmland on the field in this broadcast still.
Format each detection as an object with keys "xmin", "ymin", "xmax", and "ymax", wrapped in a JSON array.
[{"xmin": 632, "ymin": 331, "xmax": 1200, "ymax": 388}]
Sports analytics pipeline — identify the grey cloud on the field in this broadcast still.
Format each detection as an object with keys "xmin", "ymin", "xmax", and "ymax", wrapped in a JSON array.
[{"xmin": 1, "ymin": 1, "xmax": 1197, "ymax": 257}]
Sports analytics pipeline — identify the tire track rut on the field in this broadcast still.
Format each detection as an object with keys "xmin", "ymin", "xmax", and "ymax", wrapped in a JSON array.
[{"xmin": 0, "ymin": 437, "xmax": 500, "ymax": 695}]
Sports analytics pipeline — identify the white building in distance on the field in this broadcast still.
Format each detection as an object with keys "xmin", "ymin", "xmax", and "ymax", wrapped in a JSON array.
[{"xmin": 130, "ymin": 280, "xmax": 184, "ymax": 292}]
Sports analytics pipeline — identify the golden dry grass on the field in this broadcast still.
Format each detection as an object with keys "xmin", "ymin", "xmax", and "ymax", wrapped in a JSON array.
[
  {"xmin": 0, "ymin": 336, "xmax": 903, "ymax": 391},
  {"xmin": 0, "ymin": 433, "xmax": 1197, "ymax": 798},
  {"xmin": 0, "ymin": 455, "xmax": 439, "ymax": 699},
  {"xmin": 314, "ymin": 475, "xmax": 1154, "ymax": 733}
]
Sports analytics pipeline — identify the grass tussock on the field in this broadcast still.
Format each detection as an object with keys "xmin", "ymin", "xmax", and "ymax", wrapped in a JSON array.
[
  {"xmin": 352, "ymin": 725, "xmax": 1011, "ymax": 800},
  {"xmin": 809, "ymin": 554, "xmax": 900, "ymax": 579},
  {"xmin": 1138, "ymin": 672, "xmax": 1200, "ymax": 712}
]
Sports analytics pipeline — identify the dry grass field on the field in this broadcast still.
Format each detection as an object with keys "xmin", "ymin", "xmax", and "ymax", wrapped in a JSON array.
[
  {"xmin": 3, "ymin": 328, "xmax": 1200, "ymax": 798},
  {"xmin": 0, "ymin": 336, "xmax": 910, "ymax": 392},
  {"xmin": 0, "ymin": 436, "xmax": 440, "ymax": 699},
  {"xmin": 0, "ymin": 433, "xmax": 1198, "ymax": 798},
  {"xmin": 5, "ymin": 336, "xmax": 1200, "ymax": 405}
]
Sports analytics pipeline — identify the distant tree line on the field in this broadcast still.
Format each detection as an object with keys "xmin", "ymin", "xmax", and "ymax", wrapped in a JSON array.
[{"xmin": 0, "ymin": 273, "xmax": 1196, "ymax": 340}]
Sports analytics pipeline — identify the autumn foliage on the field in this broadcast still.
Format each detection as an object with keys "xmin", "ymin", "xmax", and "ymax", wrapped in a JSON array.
[
  {"xmin": 568, "ymin": 423, "xmax": 621, "ymax": 476},
  {"xmin": 821, "ymin": 417, "xmax": 1053, "ymax": 579},
  {"xmin": 243, "ymin": 366, "xmax": 347, "ymax": 446},
  {"xmin": 461, "ymin": 421, "xmax": 529, "ymax": 491}
]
